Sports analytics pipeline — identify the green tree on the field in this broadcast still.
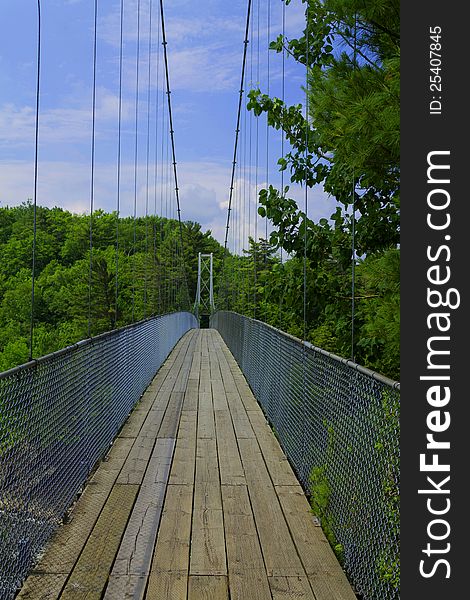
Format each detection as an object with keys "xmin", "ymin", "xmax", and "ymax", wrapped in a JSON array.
[{"xmin": 248, "ymin": 0, "xmax": 400, "ymax": 255}]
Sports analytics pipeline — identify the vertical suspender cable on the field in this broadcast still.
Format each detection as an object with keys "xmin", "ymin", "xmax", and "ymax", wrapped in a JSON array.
[
  {"xmin": 164, "ymin": 123, "xmax": 170, "ymax": 308},
  {"xmin": 248, "ymin": 4, "xmax": 254, "ymax": 317},
  {"xmin": 144, "ymin": 0, "xmax": 154, "ymax": 319},
  {"xmin": 159, "ymin": 0, "xmax": 191, "ymax": 310},
  {"xmin": 88, "ymin": 0, "xmax": 98, "ymax": 338},
  {"xmin": 279, "ymin": 0, "xmax": 286, "ymax": 331},
  {"xmin": 153, "ymin": 4, "xmax": 161, "ymax": 314},
  {"xmin": 29, "ymin": 0, "xmax": 41, "ymax": 361},
  {"xmin": 351, "ymin": 14, "xmax": 357, "ymax": 361},
  {"xmin": 253, "ymin": 0, "xmax": 260, "ymax": 319},
  {"xmin": 242, "ymin": 87, "xmax": 248, "ymax": 315},
  {"xmin": 115, "ymin": 0, "xmax": 124, "ymax": 328},
  {"xmin": 160, "ymin": 85, "xmax": 166, "ymax": 312},
  {"xmin": 132, "ymin": 0, "xmax": 142, "ymax": 323},
  {"xmin": 301, "ymin": 0, "xmax": 311, "ymax": 474},
  {"xmin": 264, "ymin": 0, "xmax": 271, "ymax": 324},
  {"xmin": 303, "ymin": 2, "xmax": 310, "ymax": 342}
]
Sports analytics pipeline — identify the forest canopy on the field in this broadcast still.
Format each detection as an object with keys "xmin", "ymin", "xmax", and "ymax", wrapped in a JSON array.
[{"xmin": 0, "ymin": 203, "xmax": 223, "ymax": 372}]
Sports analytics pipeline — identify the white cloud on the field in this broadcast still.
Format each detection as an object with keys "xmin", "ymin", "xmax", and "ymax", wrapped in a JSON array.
[
  {"xmin": 0, "ymin": 90, "xmax": 133, "ymax": 150},
  {"xmin": 0, "ymin": 156, "xmax": 336, "ymax": 249},
  {"xmin": 168, "ymin": 47, "xmax": 240, "ymax": 93}
]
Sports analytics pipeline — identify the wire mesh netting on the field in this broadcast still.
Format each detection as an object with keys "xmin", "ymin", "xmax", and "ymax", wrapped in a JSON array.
[
  {"xmin": 212, "ymin": 310, "xmax": 400, "ymax": 600},
  {"xmin": 0, "ymin": 311, "xmax": 197, "ymax": 600}
]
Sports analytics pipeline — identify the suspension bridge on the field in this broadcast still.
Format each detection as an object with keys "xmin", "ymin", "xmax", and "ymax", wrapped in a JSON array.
[{"xmin": 0, "ymin": 1, "xmax": 400, "ymax": 600}]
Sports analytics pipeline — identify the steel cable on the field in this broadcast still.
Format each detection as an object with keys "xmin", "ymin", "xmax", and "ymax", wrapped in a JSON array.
[
  {"xmin": 159, "ymin": 0, "xmax": 191, "ymax": 311},
  {"xmin": 88, "ymin": 0, "xmax": 99, "ymax": 338},
  {"xmin": 115, "ymin": 0, "xmax": 125, "ymax": 328},
  {"xmin": 29, "ymin": 0, "xmax": 41, "ymax": 361}
]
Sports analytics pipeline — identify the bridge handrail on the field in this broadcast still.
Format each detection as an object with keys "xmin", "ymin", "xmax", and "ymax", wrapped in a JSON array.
[
  {"xmin": 211, "ymin": 310, "xmax": 400, "ymax": 600},
  {"xmin": 0, "ymin": 311, "xmax": 198, "ymax": 599}
]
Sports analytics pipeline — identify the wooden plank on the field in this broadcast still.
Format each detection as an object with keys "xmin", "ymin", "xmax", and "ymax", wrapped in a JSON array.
[
  {"xmin": 16, "ymin": 574, "xmax": 68, "ymax": 600},
  {"xmin": 248, "ymin": 410, "xmax": 300, "ymax": 487},
  {"xmin": 225, "ymin": 391, "xmax": 255, "ymax": 439},
  {"xmin": 188, "ymin": 575, "xmax": 229, "ymax": 600},
  {"xmin": 269, "ymin": 576, "xmax": 316, "ymax": 599},
  {"xmin": 60, "ymin": 484, "xmax": 139, "ymax": 599},
  {"xmin": 183, "ymin": 379, "xmax": 199, "ymax": 411},
  {"xmin": 146, "ymin": 571, "xmax": 187, "ymax": 600},
  {"xmin": 221, "ymin": 485, "xmax": 271, "ymax": 600},
  {"xmin": 118, "ymin": 406, "xmax": 152, "ymax": 439},
  {"xmin": 198, "ymin": 391, "xmax": 212, "ymax": 412},
  {"xmin": 150, "ymin": 484, "xmax": 193, "ymax": 573},
  {"xmin": 275, "ymin": 486, "xmax": 357, "ymax": 600},
  {"xmin": 84, "ymin": 437, "xmax": 134, "ymax": 490},
  {"xmin": 188, "ymin": 332, "xmax": 202, "ymax": 382},
  {"xmin": 236, "ymin": 438, "xmax": 271, "ymax": 485},
  {"xmin": 139, "ymin": 403, "xmax": 169, "ymax": 431},
  {"xmin": 195, "ymin": 438, "xmax": 219, "ymax": 483},
  {"xmin": 214, "ymin": 411, "xmax": 245, "ymax": 486},
  {"xmin": 145, "ymin": 438, "xmax": 175, "ymax": 483},
  {"xmin": 238, "ymin": 439, "xmax": 305, "ymax": 577},
  {"xmin": 191, "ymin": 418, "xmax": 226, "ymax": 576},
  {"xmin": 198, "ymin": 409, "xmax": 216, "ymax": 440},
  {"xmin": 32, "ymin": 490, "xmax": 110, "ymax": 575},
  {"xmin": 116, "ymin": 435, "xmax": 158, "ymax": 485},
  {"xmin": 222, "ymin": 485, "xmax": 268, "ymax": 573},
  {"xmin": 169, "ymin": 411, "xmax": 197, "ymax": 485},
  {"xmin": 228, "ymin": 573, "xmax": 273, "ymax": 600},
  {"xmin": 189, "ymin": 505, "xmax": 227, "ymax": 575},
  {"xmin": 211, "ymin": 382, "xmax": 228, "ymax": 411},
  {"xmin": 157, "ymin": 391, "xmax": 184, "ymax": 439},
  {"xmin": 147, "ymin": 485, "xmax": 192, "ymax": 596},
  {"xmin": 103, "ymin": 575, "xmax": 148, "ymax": 599},
  {"xmin": 199, "ymin": 338, "xmax": 211, "ymax": 394},
  {"xmin": 218, "ymin": 342, "xmax": 258, "ymax": 412},
  {"xmin": 107, "ymin": 439, "xmax": 175, "ymax": 596}
]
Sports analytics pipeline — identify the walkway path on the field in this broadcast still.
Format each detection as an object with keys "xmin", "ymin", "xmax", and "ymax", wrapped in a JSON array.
[{"xmin": 18, "ymin": 329, "xmax": 356, "ymax": 600}]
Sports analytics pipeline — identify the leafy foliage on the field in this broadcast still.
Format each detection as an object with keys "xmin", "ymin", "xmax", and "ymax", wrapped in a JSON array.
[{"xmin": 224, "ymin": 0, "xmax": 400, "ymax": 380}]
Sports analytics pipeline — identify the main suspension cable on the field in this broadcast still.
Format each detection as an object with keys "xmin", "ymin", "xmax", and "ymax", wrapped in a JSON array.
[
  {"xmin": 223, "ymin": 0, "xmax": 252, "ymax": 252},
  {"xmin": 159, "ymin": 0, "xmax": 191, "ymax": 310},
  {"xmin": 221, "ymin": 0, "xmax": 252, "ymax": 308}
]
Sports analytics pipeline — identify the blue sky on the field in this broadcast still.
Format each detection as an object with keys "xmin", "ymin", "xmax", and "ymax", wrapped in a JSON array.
[{"xmin": 0, "ymin": 0, "xmax": 336, "ymax": 245}]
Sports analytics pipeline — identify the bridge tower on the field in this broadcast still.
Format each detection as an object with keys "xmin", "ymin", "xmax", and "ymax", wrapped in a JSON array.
[{"xmin": 195, "ymin": 252, "xmax": 214, "ymax": 325}]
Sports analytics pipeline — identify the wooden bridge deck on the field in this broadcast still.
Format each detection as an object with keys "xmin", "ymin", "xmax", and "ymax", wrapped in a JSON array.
[{"xmin": 18, "ymin": 329, "xmax": 356, "ymax": 600}]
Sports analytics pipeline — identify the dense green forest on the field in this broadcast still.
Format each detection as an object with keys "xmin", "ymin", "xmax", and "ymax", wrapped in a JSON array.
[
  {"xmin": 0, "ymin": 199, "xmax": 398, "ymax": 380},
  {"xmin": 0, "ymin": 203, "xmax": 223, "ymax": 372}
]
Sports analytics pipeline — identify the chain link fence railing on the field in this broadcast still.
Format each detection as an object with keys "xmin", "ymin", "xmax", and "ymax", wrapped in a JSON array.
[
  {"xmin": 0, "ymin": 311, "xmax": 197, "ymax": 600},
  {"xmin": 211, "ymin": 311, "xmax": 400, "ymax": 600}
]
